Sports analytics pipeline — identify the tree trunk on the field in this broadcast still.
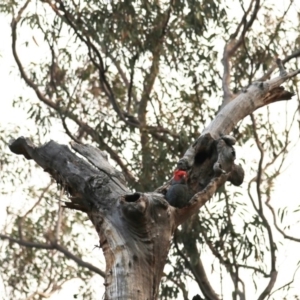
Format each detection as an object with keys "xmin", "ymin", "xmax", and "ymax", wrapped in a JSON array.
[{"xmin": 8, "ymin": 64, "xmax": 299, "ymax": 299}]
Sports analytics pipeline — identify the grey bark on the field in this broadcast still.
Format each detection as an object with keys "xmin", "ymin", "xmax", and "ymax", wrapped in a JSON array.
[{"xmin": 8, "ymin": 64, "xmax": 299, "ymax": 300}]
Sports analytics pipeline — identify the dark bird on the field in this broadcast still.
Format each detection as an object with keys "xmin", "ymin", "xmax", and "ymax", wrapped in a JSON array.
[{"xmin": 165, "ymin": 170, "xmax": 190, "ymax": 208}]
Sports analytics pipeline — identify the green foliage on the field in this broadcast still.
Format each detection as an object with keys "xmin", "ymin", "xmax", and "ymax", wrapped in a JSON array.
[{"xmin": 1, "ymin": 0, "xmax": 300, "ymax": 299}]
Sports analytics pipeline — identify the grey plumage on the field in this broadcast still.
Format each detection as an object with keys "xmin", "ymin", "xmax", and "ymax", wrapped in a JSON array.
[{"xmin": 165, "ymin": 171, "xmax": 191, "ymax": 208}]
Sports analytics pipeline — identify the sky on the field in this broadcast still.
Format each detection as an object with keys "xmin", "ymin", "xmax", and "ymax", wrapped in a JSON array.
[
  {"xmin": 0, "ymin": 14, "xmax": 104, "ymax": 299},
  {"xmin": 1, "ymin": 2, "xmax": 300, "ymax": 299}
]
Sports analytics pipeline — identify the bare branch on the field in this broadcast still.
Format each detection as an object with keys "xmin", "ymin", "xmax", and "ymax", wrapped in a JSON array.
[
  {"xmin": 249, "ymin": 116, "xmax": 278, "ymax": 300},
  {"xmin": 8, "ymin": 137, "xmax": 129, "ymax": 212},
  {"xmin": 55, "ymin": 189, "xmax": 64, "ymax": 242},
  {"xmin": 231, "ymin": 0, "xmax": 255, "ymax": 39},
  {"xmin": 0, "ymin": 234, "xmax": 105, "ymax": 277},
  {"xmin": 259, "ymin": 48, "xmax": 300, "ymax": 81},
  {"xmin": 167, "ymin": 276, "xmax": 189, "ymax": 300},
  {"xmin": 127, "ymin": 54, "xmax": 138, "ymax": 114},
  {"xmin": 0, "ymin": 233, "xmax": 53, "ymax": 249},
  {"xmin": 11, "ymin": 14, "xmax": 58, "ymax": 112},
  {"xmin": 13, "ymin": 0, "xmax": 31, "ymax": 23},
  {"xmin": 268, "ymin": 265, "xmax": 300, "ymax": 299},
  {"xmin": 265, "ymin": 200, "xmax": 300, "ymax": 243},
  {"xmin": 229, "ymin": 0, "xmax": 261, "ymax": 57},
  {"xmin": 103, "ymin": 48, "xmax": 138, "ymax": 106},
  {"xmin": 50, "ymin": 0, "xmax": 141, "ymax": 127},
  {"xmin": 11, "ymin": 11, "xmax": 136, "ymax": 185},
  {"xmin": 54, "ymin": 242, "xmax": 105, "ymax": 277},
  {"xmin": 256, "ymin": 0, "xmax": 298, "ymax": 81},
  {"xmin": 179, "ymin": 60, "xmax": 299, "ymax": 171},
  {"xmin": 59, "ymin": 12, "xmax": 122, "ymax": 118},
  {"xmin": 201, "ymin": 228, "xmax": 269, "ymax": 277},
  {"xmin": 174, "ymin": 229, "xmax": 221, "ymax": 300},
  {"xmin": 175, "ymin": 174, "xmax": 228, "ymax": 225},
  {"xmin": 224, "ymin": 193, "xmax": 242, "ymax": 300},
  {"xmin": 236, "ymin": 264, "xmax": 268, "ymax": 277},
  {"xmin": 18, "ymin": 182, "xmax": 52, "ymax": 240},
  {"xmin": 221, "ymin": 0, "xmax": 261, "ymax": 106},
  {"xmin": 206, "ymin": 66, "xmax": 297, "ymax": 138},
  {"xmin": 250, "ymin": 114, "xmax": 264, "ymax": 213},
  {"xmin": 137, "ymin": 4, "xmax": 172, "ymax": 177}
]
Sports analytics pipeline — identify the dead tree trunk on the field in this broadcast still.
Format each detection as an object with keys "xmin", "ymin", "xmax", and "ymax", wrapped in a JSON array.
[{"xmin": 9, "ymin": 62, "xmax": 299, "ymax": 300}]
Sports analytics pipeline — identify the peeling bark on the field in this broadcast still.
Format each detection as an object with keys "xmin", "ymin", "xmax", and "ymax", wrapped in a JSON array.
[
  {"xmin": 178, "ymin": 66, "xmax": 297, "ymax": 190},
  {"xmin": 9, "ymin": 136, "xmax": 225, "ymax": 299},
  {"xmin": 8, "ymin": 63, "xmax": 300, "ymax": 299}
]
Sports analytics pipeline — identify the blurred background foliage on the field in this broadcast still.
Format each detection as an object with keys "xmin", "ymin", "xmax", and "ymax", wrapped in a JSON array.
[{"xmin": 1, "ymin": 0, "xmax": 300, "ymax": 299}]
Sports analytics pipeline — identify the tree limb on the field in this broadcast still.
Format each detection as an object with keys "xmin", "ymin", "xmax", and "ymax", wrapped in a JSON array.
[
  {"xmin": 258, "ymin": 49, "xmax": 300, "ymax": 81},
  {"xmin": 221, "ymin": 0, "xmax": 261, "ymax": 106},
  {"xmin": 224, "ymin": 193, "xmax": 242, "ymax": 300},
  {"xmin": 201, "ymin": 226, "xmax": 270, "ymax": 280},
  {"xmin": 0, "ymin": 234, "xmax": 105, "ymax": 277},
  {"xmin": 265, "ymin": 200, "xmax": 300, "ymax": 243},
  {"xmin": 175, "ymin": 174, "xmax": 228, "ymax": 225},
  {"xmin": 106, "ymin": 53, "xmax": 139, "ymax": 107},
  {"xmin": 177, "ymin": 224, "xmax": 221, "ymax": 300},
  {"xmin": 267, "ymin": 265, "xmax": 300, "ymax": 299},
  {"xmin": 54, "ymin": 1, "xmax": 128, "ymax": 124},
  {"xmin": 179, "ymin": 61, "xmax": 299, "ymax": 169},
  {"xmin": 8, "ymin": 137, "xmax": 128, "ymax": 211},
  {"xmin": 11, "ymin": 8, "xmax": 137, "ymax": 185},
  {"xmin": 17, "ymin": 183, "xmax": 51, "ymax": 240},
  {"xmin": 167, "ymin": 275, "xmax": 189, "ymax": 300},
  {"xmin": 54, "ymin": 242, "xmax": 105, "ymax": 277},
  {"xmin": 249, "ymin": 117, "xmax": 278, "ymax": 300}
]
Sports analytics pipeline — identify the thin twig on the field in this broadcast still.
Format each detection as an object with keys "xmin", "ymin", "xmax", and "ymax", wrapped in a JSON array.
[
  {"xmin": 267, "ymin": 265, "xmax": 300, "ymax": 299},
  {"xmin": 265, "ymin": 200, "xmax": 300, "ymax": 242},
  {"xmin": 0, "ymin": 234, "xmax": 105, "ymax": 277},
  {"xmin": 249, "ymin": 115, "xmax": 278, "ymax": 300},
  {"xmin": 18, "ymin": 182, "xmax": 52, "ymax": 240},
  {"xmin": 11, "ymin": 10, "xmax": 136, "ymax": 184},
  {"xmin": 221, "ymin": 0, "xmax": 261, "ymax": 106},
  {"xmin": 250, "ymin": 114, "xmax": 264, "ymax": 213}
]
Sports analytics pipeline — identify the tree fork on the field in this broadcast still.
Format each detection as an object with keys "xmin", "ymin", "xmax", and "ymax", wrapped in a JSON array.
[
  {"xmin": 8, "ymin": 63, "xmax": 300, "ymax": 299},
  {"xmin": 8, "ymin": 136, "xmax": 227, "ymax": 299}
]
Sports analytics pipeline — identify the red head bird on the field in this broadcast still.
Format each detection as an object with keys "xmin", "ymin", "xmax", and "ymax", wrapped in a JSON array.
[
  {"xmin": 165, "ymin": 170, "xmax": 190, "ymax": 208},
  {"xmin": 173, "ymin": 170, "xmax": 188, "ymax": 183}
]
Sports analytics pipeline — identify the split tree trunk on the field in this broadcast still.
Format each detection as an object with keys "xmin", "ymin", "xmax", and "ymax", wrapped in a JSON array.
[{"xmin": 9, "ymin": 63, "xmax": 299, "ymax": 300}]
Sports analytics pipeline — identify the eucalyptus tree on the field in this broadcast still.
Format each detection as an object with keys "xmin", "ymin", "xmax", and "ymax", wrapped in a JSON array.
[{"xmin": 1, "ymin": 0, "xmax": 300, "ymax": 299}]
